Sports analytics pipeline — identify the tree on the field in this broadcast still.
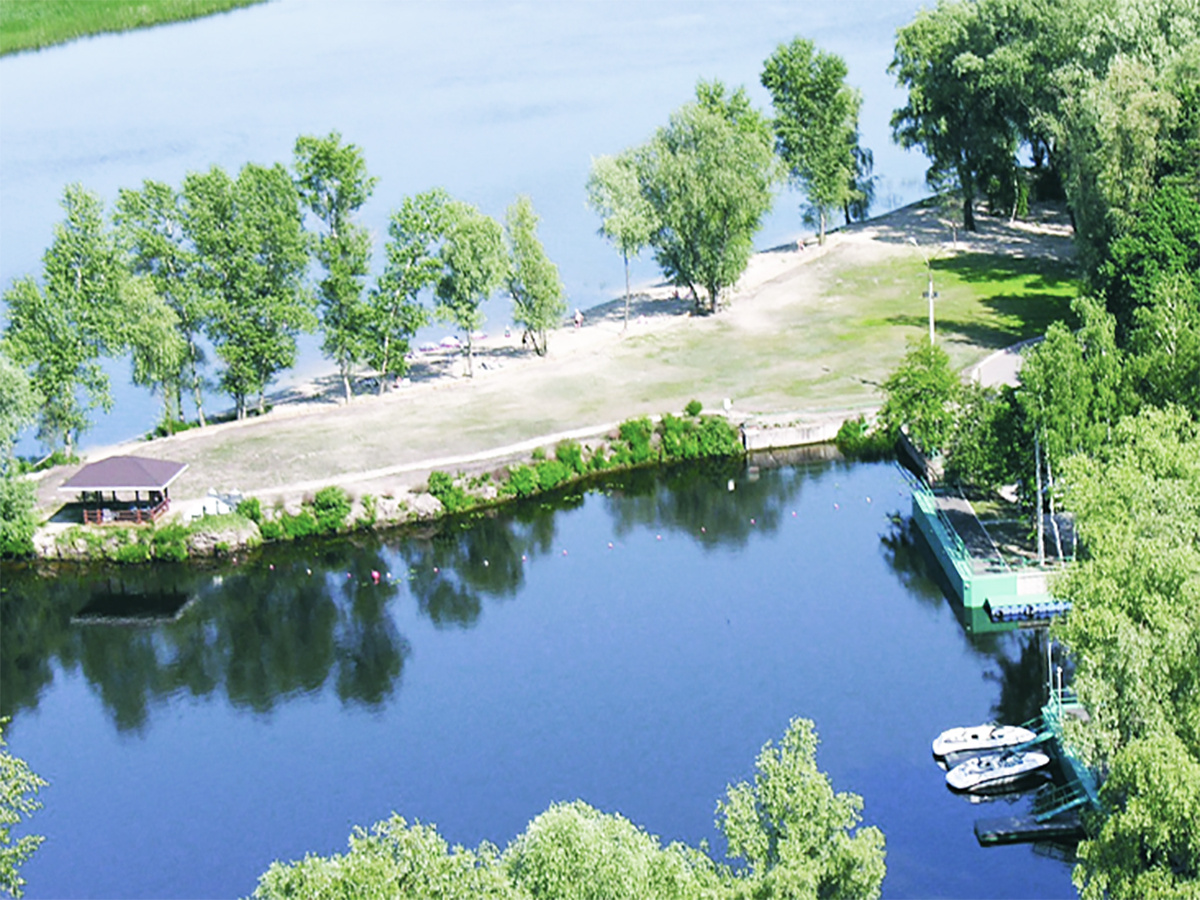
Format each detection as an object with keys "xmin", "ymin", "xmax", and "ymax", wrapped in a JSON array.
[
  {"xmin": 0, "ymin": 720, "xmax": 47, "ymax": 898},
  {"xmin": 294, "ymin": 131, "xmax": 378, "ymax": 402},
  {"xmin": 114, "ymin": 179, "xmax": 210, "ymax": 428},
  {"xmin": 889, "ymin": 1, "xmax": 1023, "ymax": 231},
  {"xmin": 0, "ymin": 354, "xmax": 39, "ymax": 558},
  {"xmin": 586, "ymin": 153, "xmax": 654, "ymax": 330},
  {"xmin": 367, "ymin": 189, "xmax": 451, "ymax": 392},
  {"xmin": 761, "ymin": 37, "xmax": 865, "ymax": 244},
  {"xmin": 505, "ymin": 195, "xmax": 566, "ymax": 356},
  {"xmin": 2, "ymin": 184, "xmax": 125, "ymax": 454},
  {"xmin": 121, "ymin": 276, "xmax": 188, "ymax": 432},
  {"xmin": 1052, "ymin": 407, "xmax": 1200, "ymax": 898},
  {"xmin": 184, "ymin": 163, "xmax": 313, "ymax": 418},
  {"xmin": 634, "ymin": 80, "xmax": 777, "ymax": 314},
  {"xmin": 436, "ymin": 201, "xmax": 507, "ymax": 377},
  {"xmin": 716, "ymin": 717, "xmax": 886, "ymax": 899},
  {"xmin": 877, "ymin": 338, "xmax": 960, "ymax": 455}
]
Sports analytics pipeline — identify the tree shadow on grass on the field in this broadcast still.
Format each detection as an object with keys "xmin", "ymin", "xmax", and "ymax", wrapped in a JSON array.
[
  {"xmin": 932, "ymin": 253, "xmax": 1079, "ymax": 290},
  {"xmin": 886, "ymin": 290, "xmax": 1077, "ymax": 351}
]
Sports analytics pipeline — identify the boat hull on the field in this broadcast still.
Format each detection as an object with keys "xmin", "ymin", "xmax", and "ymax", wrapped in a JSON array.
[
  {"xmin": 932, "ymin": 724, "xmax": 1037, "ymax": 758},
  {"xmin": 946, "ymin": 751, "xmax": 1051, "ymax": 793}
]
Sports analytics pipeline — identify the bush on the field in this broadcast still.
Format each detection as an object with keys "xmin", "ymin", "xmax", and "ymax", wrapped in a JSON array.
[
  {"xmin": 506, "ymin": 464, "xmax": 539, "ymax": 498},
  {"xmin": 310, "ymin": 486, "xmax": 351, "ymax": 534},
  {"xmin": 659, "ymin": 413, "xmax": 742, "ymax": 462},
  {"xmin": 536, "ymin": 459, "xmax": 572, "ymax": 491},
  {"xmin": 0, "ymin": 474, "xmax": 37, "ymax": 559},
  {"xmin": 555, "ymin": 440, "xmax": 586, "ymax": 475},
  {"xmin": 685, "ymin": 399, "xmax": 703, "ymax": 417},
  {"xmin": 588, "ymin": 446, "xmax": 610, "ymax": 472},
  {"xmin": 236, "ymin": 497, "xmax": 263, "ymax": 523},
  {"xmin": 259, "ymin": 519, "xmax": 284, "ymax": 541},
  {"xmin": 835, "ymin": 416, "xmax": 896, "ymax": 460},
  {"xmin": 114, "ymin": 541, "xmax": 151, "ymax": 564},
  {"xmin": 613, "ymin": 417, "xmax": 656, "ymax": 466},
  {"xmin": 280, "ymin": 510, "xmax": 319, "ymax": 539},
  {"xmin": 427, "ymin": 470, "xmax": 474, "ymax": 514},
  {"xmin": 357, "ymin": 493, "xmax": 378, "ymax": 529},
  {"xmin": 152, "ymin": 523, "xmax": 189, "ymax": 561}
]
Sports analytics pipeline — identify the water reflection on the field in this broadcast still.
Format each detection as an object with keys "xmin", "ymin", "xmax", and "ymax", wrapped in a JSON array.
[{"xmin": 4, "ymin": 458, "xmax": 1046, "ymax": 739}]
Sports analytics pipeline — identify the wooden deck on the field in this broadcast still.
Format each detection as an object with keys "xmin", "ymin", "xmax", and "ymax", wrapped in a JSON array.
[{"xmin": 81, "ymin": 497, "xmax": 170, "ymax": 525}]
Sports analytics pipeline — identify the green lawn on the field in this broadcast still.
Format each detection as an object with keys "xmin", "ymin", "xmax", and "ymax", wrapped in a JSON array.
[{"xmin": 0, "ymin": 0, "xmax": 265, "ymax": 55}]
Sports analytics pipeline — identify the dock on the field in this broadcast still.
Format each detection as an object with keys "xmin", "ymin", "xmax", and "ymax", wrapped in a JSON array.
[{"xmin": 975, "ymin": 814, "xmax": 1084, "ymax": 845}]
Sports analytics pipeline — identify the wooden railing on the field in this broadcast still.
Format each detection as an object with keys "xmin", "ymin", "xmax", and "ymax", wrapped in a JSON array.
[{"xmin": 82, "ymin": 497, "xmax": 170, "ymax": 525}]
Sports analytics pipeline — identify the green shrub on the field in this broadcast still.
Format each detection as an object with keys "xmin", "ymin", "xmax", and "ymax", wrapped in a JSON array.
[
  {"xmin": 152, "ymin": 523, "xmax": 189, "ymax": 561},
  {"xmin": 259, "ymin": 519, "xmax": 284, "ymax": 541},
  {"xmin": 696, "ymin": 415, "xmax": 742, "ymax": 457},
  {"xmin": 427, "ymin": 470, "xmax": 474, "ymax": 514},
  {"xmin": 114, "ymin": 541, "xmax": 151, "ymax": 564},
  {"xmin": 685, "ymin": 399, "xmax": 703, "ymax": 417},
  {"xmin": 588, "ymin": 446, "xmax": 610, "ymax": 472},
  {"xmin": 506, "ymin": 464, "xmax": 539, "ymax": 498},
  {"xmin": 236, "ymin": 497, "xmax": 263, "ymax": 523},
  {"xmin": 555, "ymin": 440, "xmax": 586, "ymax": 475},
  {"xmin": 613, "ymin": 417, "xmax": 656, "ymax": 466},
  {"xmin": 835, "ymin": 415, "xmax": 896, "ymax": 460},
  {"xmin": 536, "ymin": 459, "xmax": 572, "ymax": 491},
  {"xmin": 310, "ymin": 485, "xmax": 351, "ymax": 534},
  {"xmin": 357, "ymin": 493, "xmax": 378, "ymax": 528},
  {"xmin": 531, "ymin": 446, "xmax": 546, "ymax": 461},
  {"xmin": 281, "ymin": 510, "xmax": 319, "ymax": 539}
]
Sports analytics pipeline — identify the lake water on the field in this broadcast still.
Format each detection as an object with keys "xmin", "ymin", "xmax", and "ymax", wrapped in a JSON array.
[
  {"xmin": 0, "ymin": 0, "xmax": 933, "ymax": 452},
  {"xmin": 2, "ymin": 457, "xmax": 1076, "ymax": 898}
]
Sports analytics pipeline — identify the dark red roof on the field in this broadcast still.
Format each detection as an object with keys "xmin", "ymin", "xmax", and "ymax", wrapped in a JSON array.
[{"xmin": 59, "ymin": 456, "xmax": 188, "ymax": 492}]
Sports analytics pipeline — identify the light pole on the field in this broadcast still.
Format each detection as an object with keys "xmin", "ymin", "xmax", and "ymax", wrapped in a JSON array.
[{"xmin": 908, "ymin": 237, "xmax": 937, "ymax": 345}]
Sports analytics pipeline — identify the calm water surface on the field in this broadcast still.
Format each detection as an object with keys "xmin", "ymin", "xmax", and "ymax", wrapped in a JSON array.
[
  {"xmin": 3, "ymin": 458, "xmax": 1074, "ymax": 898},
  {"xmin": 1, "ymin": 1, "xmax": 932, "ymax": 452}
]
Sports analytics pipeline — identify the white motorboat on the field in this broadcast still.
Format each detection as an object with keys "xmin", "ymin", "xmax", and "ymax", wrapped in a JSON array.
[
  {"xmin": 945, "ymin": 750, "xmax": 1051, "ymax": 792},
  {"xmin": 932, "ymin": 724, "xmax": 1037, "ymax": 758}
]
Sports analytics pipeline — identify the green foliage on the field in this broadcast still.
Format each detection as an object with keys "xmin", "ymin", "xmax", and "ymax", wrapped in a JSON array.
[
  {"xmin": 253, "ymin": 719, "xmax": 884, "ymax": 899},
  {"xmin": 427, "ymin": 470, "xmax": 474, "ymax": 514},
  {"xmin": 367, "ymin": 189, "xmax": 448, "ymax": 389},
  {"xmin": 878, "ymin": 339, "xmax": 960, "ymax": 455},
  {"xmin": 944, "ymin": 384, "xmax": 1027, "ymax": 490},
  {"xmin": 716, "ymin": 717, "xmax": 886, "ymax": 899},
  {"xmin": 0, "ymin": 352, "xmax": 39, "ymax": 463},
  {"xmin": 1052, "ymin": 407, "xmax": 1200, "ymax": 897},
  {"xmin": 684, "ymin": 399, "xmax": 703, "ymax": 417},
  {"xmin": 0, "ymin": 0, "xmax": 264, "ymax": 55},
  {"xmin": 0, "ymin": 475, "xmax": 37, "ymax": 559},
  {"xmin": 0, "ymin": 720, "xmax": 47, "ymax": 898},
  {"xmin": 279, "ymin": 509, "xmax": 319, "ymax": 540},
  {"xmin": 236, "ymin": 497, "xmax": 263, "ymax": 524},
  {"xmin": 259, "ymin": 519, "xmax": 284, "ymax": 541},
  {"xmin": 613, "ymin": 417, "xmax": 656, "ymax": 466},
  {"xmin": 436, "ymin": 201, "xmax": 508, "ymax": 377},
  {"xmin": 633, "ymin": 81, "xmax": 778, "ymax": 313},
  {"xmin": 586, "ymin": 152, "xmax": 655, "ymax": 328},
  {"xmin": 357, "ymin": 493, "xmax": 378, "ymax": 529},
  {"xmin": 659, "ymin": 414, "xmax": 743, "ymax": 462},
  {"xmin": 505, "ymin": 195, "xmax": 567, "ymax": 357},
  {"xmin": 834, "ymin": 416, "xmax": 895, "ymax": 462},
  {"xmin": 294, "ymin": 131, "xmax": 377, "ymax": 403},
  {"xmin": 183, "ymin": 162, "xmax": 313, "ymax": 419},
  {"xmin": 555, "ymin": 440, "xmax": 586, "ymax": 476},
  {"xmin": 504, "ymin": 801, "xmax": 722, "ymax": 900},
  {"xmin": 535, "ymin": 459, "xmax": 572, "ymax": 492},
  {"xmin": 253, "ymin": 814, "xmax": 515, "ymax": 900},
  {"xmin": 504, "ymin": 464, "xmax": 539, "ymax": 498},
  {"xmin": 151, "ymin": 523, "xmax": 189, "ymax": 562},
  {"xmin": 114, "ymin": 540, "xmax": 151, "ymax": 564},
  {"xmin": 310, "ymin": 485, "xmax": 351, "ymax": 534},
  {"xmin": 762, "ymin": 37, "xmax": 866, "ymax": 243}
]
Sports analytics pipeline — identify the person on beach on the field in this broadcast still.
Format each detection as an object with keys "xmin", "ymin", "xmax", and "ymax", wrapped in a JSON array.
[{"xmin": 574, "ymin": 309, "xmax": 583, "ymax": 329}]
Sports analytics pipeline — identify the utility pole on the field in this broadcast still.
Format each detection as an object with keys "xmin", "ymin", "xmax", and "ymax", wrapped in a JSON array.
[{"xmin": 908, "ymin": 237, "xmax": 938, "ymax": 344}]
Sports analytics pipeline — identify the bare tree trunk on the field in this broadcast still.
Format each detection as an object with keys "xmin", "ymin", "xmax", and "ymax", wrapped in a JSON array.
[
  {"xmin": 623, "ymin": 250, "xmax": 631, "ymax": 333},
  {"xmin": 1046, "ymin": 454, "xmax": 1064, "ymax": 560},
  {"xmin": 819, "ymin": 209, "xmax": 827, "ymax": 246},
  {"xmin": 466, "ymin": 334, "xmax": 474, "ymax": 377},
  {"xmin": 378, "ymin": 333, "xmax": 391, "ymax": 396},
  {"xmin": 341, "ymin": 362, "xmax": 352, "ymax": 403}
]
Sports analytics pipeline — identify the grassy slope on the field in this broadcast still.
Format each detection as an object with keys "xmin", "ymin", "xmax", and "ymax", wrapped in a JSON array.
[{"xmin": 0, "ymin": 0, "xmax": 265, "ymax": 55}]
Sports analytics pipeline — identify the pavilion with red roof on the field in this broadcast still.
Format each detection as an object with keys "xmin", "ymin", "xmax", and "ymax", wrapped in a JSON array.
[{"xmin": 59, "ymin": 456, "xmax": 188, "ymax": 525}]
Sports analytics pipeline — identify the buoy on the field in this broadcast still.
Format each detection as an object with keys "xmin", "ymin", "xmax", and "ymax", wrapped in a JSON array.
[
  {"xmin": 371, "ymin": 570, "xmax": 380, "ymax": 584},
  {"xmin": 834, "ymin": 503, "xmax": 839, "ymax": 510},
  {"xmin": 434, "ymin": 567, "xmax": 439, "ymax": 574},
  {"xmin": 562, "ymin": 549, "xmax": 568, "ymax": 556},
  {"xmin": 656, "ymin": 534, "xmax": 662, "ymax": 540},
  {"xmin": 269, "ymin": 564, "xmax": 274, "ymax": 571},
  {"xmin": 346, "ymin": 573, "xmax": 352, "ymax": 579},
  {"xmin": 607, "ymin": 542, "xmax": 613, "ymax": 549},
  {"xmin": 522, "ymin": 554, "xmax": 527, "ymax": 562},
  {"xmin": 306, "ymin": 568, "xmax": 311, "ymax": 575},
  {"xmin": 483, "ymin": 559, "xmax": 489, "ymax": 567},
  {"xmin": 750, "ymin": 518, "xmax": 756, "ymax": 525},
  {"xmin": 700, "ymin": 526, "xmax": 706, "ymax": 533},
  {"xmin": 866, "ymin": 496, "xmax": 872, "ymax": 503},
  {"xmin": 792, "ymin": 511, "xmax": 797, "ymax": 517}
]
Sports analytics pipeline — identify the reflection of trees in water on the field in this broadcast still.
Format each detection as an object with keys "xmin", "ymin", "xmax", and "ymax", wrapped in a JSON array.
[
  {"xmin": 878, "ymin": 514, "xmax": 948, "ymax": 608},
  {"xmin": 604, "ymin": 459, "xmax": 826, "ymax": 549},
  {"xmin": 986, "ymin": 629, "xmax": 1075, "ymax": 727}
]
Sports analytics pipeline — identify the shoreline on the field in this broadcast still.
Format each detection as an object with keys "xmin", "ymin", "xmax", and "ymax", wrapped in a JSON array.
[{"xmin": 27, "ymin": 199, "xmax": 1077, "ymax": 556}]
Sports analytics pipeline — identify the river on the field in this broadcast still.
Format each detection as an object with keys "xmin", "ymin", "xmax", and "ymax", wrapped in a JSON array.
[
  {"xmin": 2, "ymin": 457, "xmax": 1075, "ymax": 898},
  {"xmin": 1, "ymin": 0, "xmax": 933, "ymax": 453}
]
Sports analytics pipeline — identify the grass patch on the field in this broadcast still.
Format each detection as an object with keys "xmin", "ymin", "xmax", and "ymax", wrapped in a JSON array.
[{"xmin": 1, "ymin": 0, "xmax": 265, "ymax": 55}]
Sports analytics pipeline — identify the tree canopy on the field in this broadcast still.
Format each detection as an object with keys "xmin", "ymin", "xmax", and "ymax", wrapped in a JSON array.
[
  {"xmin": 633, "ymin": 81, "xmax": 778, "ymax": 314},
  {"xmin": 436, "ymin": 201, "xmax": 507, "ymax": 376},
  {"xmin": 586, "ymin": 152, "xmax": 654, "ymax": 330},
  {"xmin": 505, "ymin": 195, "xmax": 566, "ymax": 357},
  {"xmin": 762, "ymin": 37, "xmax": 866, "ymax": 244}
]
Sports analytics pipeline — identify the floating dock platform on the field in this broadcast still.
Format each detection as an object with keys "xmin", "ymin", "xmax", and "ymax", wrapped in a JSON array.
[{"xmin": 975, "ymin": 814, "xmax": 1084, "ymax": 845}]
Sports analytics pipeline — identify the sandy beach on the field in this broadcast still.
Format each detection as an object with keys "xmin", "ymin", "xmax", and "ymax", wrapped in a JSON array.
[{"xmin": 30, "ymin": 201, "xmax": 1075, "ymax": 524}]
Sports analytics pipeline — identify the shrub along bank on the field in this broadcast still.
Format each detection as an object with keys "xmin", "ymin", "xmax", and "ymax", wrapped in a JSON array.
[{"xmin": 41, "ymin": 405, "xmax": 745, "ymax": 564}]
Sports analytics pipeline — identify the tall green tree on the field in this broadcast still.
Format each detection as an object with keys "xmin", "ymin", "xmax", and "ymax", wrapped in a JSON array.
[
  {"xmin": 184, "ymin": 163, "xmax": 313, "ymax": 418},
  {"xmin": 634, "ymin": 81, "xmax": 777, "ymax": 313},
  {"xmin": 0, "ymin": 720, "xmax": 47, "ymax": 898},
  {"xmin": 877, "ymin": 338, "xmax": 961, "ymax": 455},
  {"xmin": 121, "ymin": 276, "xmax": 188, "ymax": 431},
  {"xmin": 585, "ymin": 152, "xmax": 654, "ymax": 330},
  {"xmin": 761, "ymin": 36, "xmax": 865, "ymax": 244},
  {"xmin": 2, "ymin": 184, "xmax": 124, "ymax": 454},
  {"xmin": 1053, "ymin": 406, "xmax": 1200, "ymax": 899},
  {"xmin": 294, "ymin": 131, "xmax": 378, "ymax": 402},
  {"xmin": 367, "ymin": 189, "xmax": 451, "ymax": 391},
  {"xmin": 0, "ymin": 353, "xmax": 39, "ymax": 558},
  {"xmin": 889, "ymin": 1, "xmax": 1024, "ymax": 231},
  {"xmin": 436, "ymin": 201, "xmax": 507, "ymax": 377},
  {"xmin": 113, "ymin": 179, "xmax": 210, "ymax": 427},
  {"xmin": 505, "ymin": 195, "xmax": 566, "ymax": 357},
  {"xmin": 717, "ymin": 717, "xmax": 887, "ymax": 899}
]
